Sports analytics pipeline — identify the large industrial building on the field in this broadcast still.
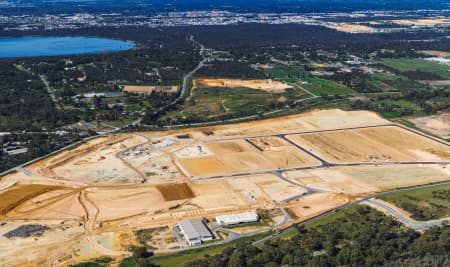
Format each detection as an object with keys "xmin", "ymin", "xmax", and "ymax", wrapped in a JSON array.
[
  {"xmin": 175, "ymin": 219, "xmax": 214, "ymax": 246},
  {"xmin": 216, "ymin": 211, "xmax": 259, "ymax": 226}
]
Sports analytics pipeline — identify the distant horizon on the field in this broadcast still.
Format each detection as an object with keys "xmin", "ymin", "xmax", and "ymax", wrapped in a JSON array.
[{"xmin": 2, "ymin": 0, "xmax": 448, "ymax": 14}]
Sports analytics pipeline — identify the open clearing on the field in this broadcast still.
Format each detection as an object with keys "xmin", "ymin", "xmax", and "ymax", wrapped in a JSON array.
[
  {"xmin": 226, "ymin": 174, "xmax": 308, "ymax": 204},
  {"xmin": 390, "ymin": 18, "xmax": 450, "ymax": 26},
  {"xmin": 193, "ymin": 78, "xmax": 293, "ymax": 93},
  {"xmin": 288, "ymin": 126, "xmax": 450, "ymax": 163},
  {"xmin": 0, "ymin": 184, "xmax": 67, "ymax": 218},
  {"xmin": 380, "ymin": 58, "xmax": 450, "ymax": 80},
  {"xmin": 420, "ymin": 50, "xmax": 450, "ymax": 57},
  {"xmin": 177, "ymin": 139, "xmax": 319, "ymax": 177},
  {"xmin": 0, "ymin": 109, "xmax": 448, "ymax": 266},
  {"xmin": 175, "ymin": 78, "xmax": 303, "ymax": 119},
  {"xmin": 328, "ymin": 24, "xmax": 375, "ymax": 33},
  {"xmin": 122, "ymin": 85, "xmax": 179, "ymax": 95},
  {"xmin": 409, "ymin": 114, "xmax": 450, "ymax": 139}
]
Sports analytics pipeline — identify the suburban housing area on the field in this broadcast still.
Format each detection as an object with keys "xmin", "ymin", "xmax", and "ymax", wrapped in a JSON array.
[{"xmin": 0, "ymin": 109, "xmax": 449, "ymax": 266}]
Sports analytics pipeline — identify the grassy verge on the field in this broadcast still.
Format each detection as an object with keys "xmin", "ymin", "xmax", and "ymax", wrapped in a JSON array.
[
  {"xmin": 380, "ymin": 184, "xmax": 450, "ymax": 221},
  {"xmin": 70, "ymin": 257, "xmax": 112, "ymax": 267},
  {"xmin": 148, "ymin": 231, "xmax": 273, "ymax": 267}
]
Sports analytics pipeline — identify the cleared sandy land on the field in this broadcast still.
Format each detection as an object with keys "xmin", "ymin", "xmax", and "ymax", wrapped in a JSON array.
[
  {"xmin": 328, "ymin": 24, "xmax": 375, "ymax": 33},
  {"xmin": 418, "ymin": 80, "xmax": 450, "ymax": 86},
  {"xmin": 226, "ymin": 174, "xmax": 308, "ymax": 204},
  {"xmin": 51, "ymin": 134, "xmax": 147, "ymax": 184},
  {"xmin": 122, "ymin": 85, "xmax": 179, "ymax": 95},
  {"xmin": 420, "ymin": 50, "xmax": 450, "ymax": 57},
  {"xmin": 0, "ymin": 220, "xmax": 85, "ymax": 267},
  {"xmin": 193, "ymin": 78, "xmax": 292, "ymax": 93},
  {"xmin": 287, "ymin": 193, "xmax": 350, "ymax": 221},
  {"xmin": 156, "ymin": 183, "xmax": 195, "ymax": 201},
  {"xmin": 0, "ymin": 184, "xmax": 67, "ymax": 218},
  {"xmin": 285, "ymin": 164, "xmax": 450, "ymax": 194},
  {"xmin": 288, "ymin": 126, "xmax": 450, "ymax": 163},
  {"xmin": 285, "ymin": 169, "xmax": 379, "ymax": 195},
  {"xmin": 177, "ymin": 139, "xmax": 318, "ymax": 177},
  {"xmin": 0, "ymin": 109, "xmax": 448, "ymax": 265},
  {"xmin": 7, "ymin": 189, "xmax": 85, "ymax": 221},
  {"xmin": 339, "ymin": 164, "xmax": 450, "ymax": 191},
  {"xmin": 409, "ymin": 114, "xmax": 450, "ymax": 139},
  {"xmin": 391, "ymin": 18, "xmax": 450, "ymax": 26},
  {"xmin": 87, "ymin": 186, "xmax": 170, "ymax": 222}
]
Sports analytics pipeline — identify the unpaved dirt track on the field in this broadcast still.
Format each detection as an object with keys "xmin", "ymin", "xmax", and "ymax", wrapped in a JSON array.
[{"xmin": 79, "ymin": 190, "xmax": 131, "ymax": 257}]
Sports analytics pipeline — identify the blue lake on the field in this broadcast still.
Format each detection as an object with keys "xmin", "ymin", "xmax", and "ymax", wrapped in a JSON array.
[{"xmin": 0, "ymin": 36, "xmax": 135, "ymax": 58}]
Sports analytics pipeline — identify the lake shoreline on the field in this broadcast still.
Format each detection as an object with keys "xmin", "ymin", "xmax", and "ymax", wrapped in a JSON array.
[{"xmin": 0, "ymin": 36, "xmax": 136, "ymax": 59}]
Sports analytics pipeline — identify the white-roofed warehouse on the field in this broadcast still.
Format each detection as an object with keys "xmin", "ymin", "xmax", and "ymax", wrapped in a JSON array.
[
  {"xmin": 175, "ymin": 219, "xmax": 213, "ymax": 246},
  {"xmin": 216, "ymin": 211, "xmax": 259, "ymax": 226}
]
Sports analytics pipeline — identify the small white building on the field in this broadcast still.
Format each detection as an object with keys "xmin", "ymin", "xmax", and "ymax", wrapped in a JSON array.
[
  {"xmin": 216, "ymin": 211, "xmax": 259, "ymax": 226},
  {"xmin": 175, "ymin": 219, "xmax": 213, "ymax": 246}
]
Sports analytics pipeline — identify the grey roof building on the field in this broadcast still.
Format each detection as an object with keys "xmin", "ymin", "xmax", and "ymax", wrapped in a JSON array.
[{"xmin": 175, "ymin": 219, "xmax": 213, "ymax": 246}]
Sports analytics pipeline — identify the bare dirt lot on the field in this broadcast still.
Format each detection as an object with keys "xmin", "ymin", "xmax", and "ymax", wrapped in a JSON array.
[
  {"xmin": 156, "ymin": 183, "xmax": 195, "ymax": 201},
  {"xmin": 391, "ymin": 18, "xmax": 450, "ymax": 26},
  {"xmin": 418, "ymin": 80, "xmax": 450, "ymax": 86},
  {"xmin": 420, "ymin": 50, "xmax": 450, "ymax": 57},
  {"xmin": 123, "ymin": 85, "xmax": 179, "ymax": 95},
  {"xmin": 193, "ymin": 78, "xmax": 293, "ymax": 93},
  {"xmin": 0, "ymin": 109, "xmax": 448, "ymax": 266},
  {"xmin": 226, "ymin": 174, "xmax": 308, "ymax": 204},
  {"xmin": 0, "ymin": 184, "xmax": 67, "ymax": 218},
  {"xmin": 409, "ymin": 114, "xmax": 450, "ymax": 139},
  {"xmin": 329, "ymin": 24, "xmax": 375, "ymax": 33},
  {"xmin": 287, "ymin": 193, "xmax": 350, "ymax": 221},
  {"xmin": 177, "ymin": 139, "xmax": 319, "ymax": 177},
  {"xmin": 288, "ymin": 126, "xmax": 450, "ymax": 163},
  {"xmin": 284, "ymin": 164, "xmax": 450, "ymax": 195}
]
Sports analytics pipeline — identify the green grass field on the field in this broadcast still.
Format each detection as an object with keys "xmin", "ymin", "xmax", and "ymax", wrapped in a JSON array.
[
  {"xmin": 185, "ymin": 87, "xmax": 275, "ymax": 117},
  {"xmin": 370, "ymin": 99, "xmax": 425, "ymax": 118},
  {"xmin": 380, "ymin": 58, "xmax": 450, "ymax": 79},
  {"xmin": 300, "ymin": 76, "xmax": 355, "ymax": 95},
  {"xmin": 380, "ymin": 184, "xmax": 450, "ymax": 221},
  {"xmin": 169, "ymin": 85, "xmax": 304, "ymax": 121},
  {"xmin": 148, "ymin": 231, "xmax": 273, "ymax": 267},
  {"xmin": 367, "ymin": 73, "xmax": 422, "ymax": 91},
  {"xmin": 265, "ymin": 66, "xmax": 354, "ymax": 95},
  {"xmin": 264, "ymin": 66, "xmax": 304, "ymax": 82}
]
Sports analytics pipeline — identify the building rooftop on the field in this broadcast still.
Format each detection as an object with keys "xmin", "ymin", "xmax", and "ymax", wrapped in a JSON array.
[
  {"xmin": 177, "ymin": 219, "xmax": 212, "ymax": 240},
  {"xmin": 216, "ymin": 211, "xmax": 259, "ymax": 225}
]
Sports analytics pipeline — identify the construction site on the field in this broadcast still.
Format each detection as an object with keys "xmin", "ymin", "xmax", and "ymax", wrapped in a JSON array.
[{"xmin": 0, "ymin": 109, "xmax": 449, "ymax": 266}]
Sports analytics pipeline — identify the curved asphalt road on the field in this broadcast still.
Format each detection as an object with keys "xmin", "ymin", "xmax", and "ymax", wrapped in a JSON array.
[
  {"xmin": 252, "ymin": 179, "xmax": 450, "ymax": 247},
  {"xmin": 364, "ymin": 198, "xmax": 450, "ymax": 231}
]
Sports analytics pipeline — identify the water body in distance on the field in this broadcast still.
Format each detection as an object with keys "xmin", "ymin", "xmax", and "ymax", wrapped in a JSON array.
[{"xmin": 0, "ymin": 36, "xmax": 135, "ymax": 58}]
